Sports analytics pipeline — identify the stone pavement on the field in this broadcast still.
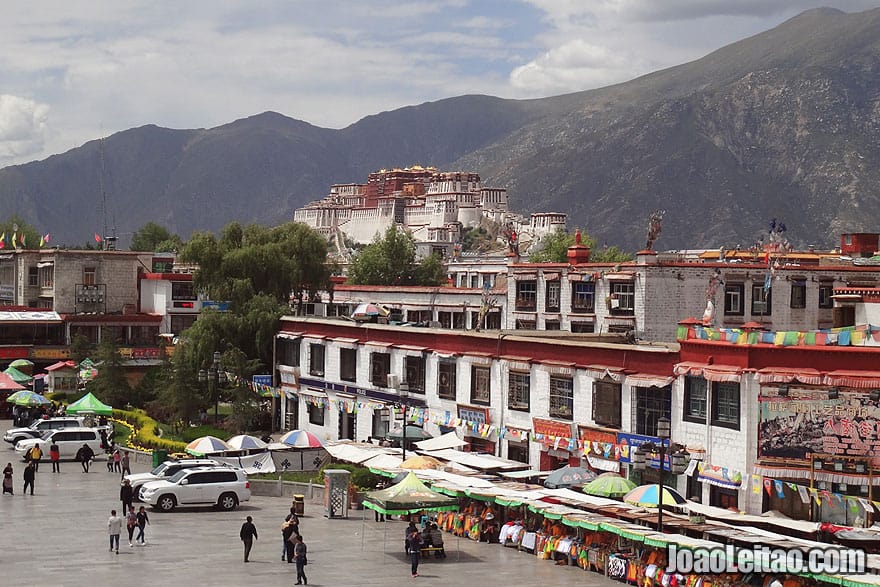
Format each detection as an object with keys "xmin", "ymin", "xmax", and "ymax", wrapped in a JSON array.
[{"xmin": 0, "ymin": 420, "xmax": 622, "ymax": 586}]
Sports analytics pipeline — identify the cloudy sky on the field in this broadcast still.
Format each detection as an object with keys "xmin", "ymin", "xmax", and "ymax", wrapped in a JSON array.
[{"xmin": 0, "ymin": 0, "xmax": 877, "ymax": 168}]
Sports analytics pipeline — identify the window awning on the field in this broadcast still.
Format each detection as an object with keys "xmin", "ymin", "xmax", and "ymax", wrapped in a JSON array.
[
  {"xmin": 463, "ymin": 352, "xmax": 493, "ymax": 366},
  {"xmin": 37, "ymin": 261, "xmax": 54, "ymax": 268},
  {"xmin": 540, "ymin": 360, "xmax": 576, "ymax": 377},
  {"xmin": 626, "ymin": 374, "xmax": 674, "ymax": 388},
  {"xmin": 433, "ymin": 351, "xmax": 458, "ymax": 359},
  {"xmin": 396, "ymin": 344, "xmax": 427, "ymax": 356},
  {"xmin": 542, "ymin": 272, "xmax": 560, "ymax": 281},
  {"xmin": 364, "ymin": 341, "xmax": 393, "ymax": 349},
  {"xmin": 605, "ymin": 272, "xmax": 635, "ymax": 281},
  {"xmin": 298, "ymin": 387, "xmax": 327, "ymax": 399},
  {"xmin": 331, "ymin": 337, "xmax": 359, "ymax": 349},
  {"xmin": 302, "ymin": 334, "xmax": 326, "ymax": 341},
  {"xmin": 756, "ymin": 367, "xmax": 823, "ymax": 386},
  {"xmin": 584, "ymin": 365, "xmax": 625, "ymax": 382},
  {"xmin": 276, "ymin": 332, "xmax": 303, "ymax": 341},
  {"xmin": 823, "ymin": 370, "xmax": 880, "ymax": 389},
  {"xmin": 674, "ymin": 362, "xmax": 743, "ymax": 383}
]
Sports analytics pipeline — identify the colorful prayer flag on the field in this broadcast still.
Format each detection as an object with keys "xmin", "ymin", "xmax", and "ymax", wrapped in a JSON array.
[
  {"xmin": 20, "ymin": 233, "xmax": 25, "ymax": 247},
  {"xmin": 94, "ymin": 232, "xmax": 102, "ymax": 243}
]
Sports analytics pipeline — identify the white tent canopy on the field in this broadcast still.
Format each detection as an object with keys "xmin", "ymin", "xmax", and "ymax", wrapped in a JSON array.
[
  {"xmin": 422, "ymin": 448, "xmax": 527, "ymax": 471},
  {"xmin": 414, "ymin": 431, "xmax": 467, "ymax": 451}
]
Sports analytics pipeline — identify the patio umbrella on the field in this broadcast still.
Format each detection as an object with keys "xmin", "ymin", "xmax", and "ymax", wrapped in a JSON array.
[
  {"xmin": 623, "ymin": 484, "xmax": 687, "ymax": 508},
  {"xmin": 399, "ymin": 455, "xmax": 444, "ymax": 470},
  {"xmin": 9, "ymin": 359, "xmax": 34, "ymax": 373},
  {"xmin": 582, "ymin": 473, "xmax": 637, "ymax": 497},
  {"xmin": 0, "ymin": 374, "xmax": 26, "ymax": 391},
  {"xmin": 543, "ymin": 465, "xmax": 597, "ymax": 489},
  {"xmin": 4, "ymin": 366, "xmax": 33, "ymax": 384},
  {"xmin": 278, "ymin": 429, "xmax": 325, "ymax": 448},
  {"xmin": 386, "ymin": 426, "xmax": 433, "ymax": 441},
  {"xmin": 66, "ymin": 392, "xmax": 113, "ymax": 416},
  {"xmin": 185, "ymin": 435, "xmax": 233, "ymax": 456},
  {"xmin": 350, "ymin": 302, "xmax": 390, "ymax": 321},
  {"xmin": 8, "ymin": 390, "xmax": 51, "ymax": 407},
  {"xmin": 227, "ymin": 434, "xmax": 269, "ymax": 451}
]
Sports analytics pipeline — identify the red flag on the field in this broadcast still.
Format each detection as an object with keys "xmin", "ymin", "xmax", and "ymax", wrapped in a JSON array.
[{"xmin": 94, "ymin": 233, "xmax": 102, "ymax": 243}]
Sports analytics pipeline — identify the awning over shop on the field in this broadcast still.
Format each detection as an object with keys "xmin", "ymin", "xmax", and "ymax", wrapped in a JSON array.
[
  {"xmin": 674, "ymin": 362, "xmax": 742, "ymax": 382},
  {"xmin": 584, "ymin": 365, "xmax": 625, "ymax": 382},
  {"xmin": 421, "ymin": 448, "xmax": 527, "ymax": 471},
  {"xmin": 586, "ymin": 455, "xmax": 620, "ymax": 472},
  {"xmin": 414, "ymin": 431, "xmax": 467, "ymax": 451},
  {"xmin": 756, "ymin": 367, "xmax": 823, "ymax": 385},
  {"xmin": 824, "ymin": 370, "xmax": 880, "ymax": 389},
  {"xmin": 626, "ymin": 373, "xmax": 674, "ymax": 388}
]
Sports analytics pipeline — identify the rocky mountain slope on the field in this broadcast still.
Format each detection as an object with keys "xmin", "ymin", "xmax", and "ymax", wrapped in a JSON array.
[{"xmin": 1, "ymin": 7, "xmax": 879, "ymax": 251}]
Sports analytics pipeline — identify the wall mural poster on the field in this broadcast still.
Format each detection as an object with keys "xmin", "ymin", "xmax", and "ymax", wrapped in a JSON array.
[{"xmin": 758, "ymin": 390, "xmax": 880, "ymax": 466}]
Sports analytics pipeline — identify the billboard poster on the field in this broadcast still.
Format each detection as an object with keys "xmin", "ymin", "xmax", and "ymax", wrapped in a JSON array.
[{"xmin": 758, "ymin": 391, "xmax": 880, "ymax": 466}]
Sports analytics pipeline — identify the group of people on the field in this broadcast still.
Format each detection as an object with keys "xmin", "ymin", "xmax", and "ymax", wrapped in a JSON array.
[
  {"xmin": 404, "ymin": 519, "xmax": 446, "ymax": 578},
  {"xmin": 108, "ymin": 448, "xmax": 131, "ymax": 476},
  {"xmin": 237, "ymin": 506, "xmax": 308, "ymax": 584},
  {"xmin": 107, "ymin": 505, "xmax": 150, "ymax": 553}
]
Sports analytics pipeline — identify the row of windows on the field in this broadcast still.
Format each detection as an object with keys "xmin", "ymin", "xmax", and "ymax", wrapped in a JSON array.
[
  {"xmin": 286, "ymin": 340, "xmax": 742, "ymax": 430},
  {"xmin": 515, "ymin": 280, "xmax": 635, "ymax": 316},
  {"xmin": 723, "ymin": 282, "xmax": 834, "ymax": 316}
]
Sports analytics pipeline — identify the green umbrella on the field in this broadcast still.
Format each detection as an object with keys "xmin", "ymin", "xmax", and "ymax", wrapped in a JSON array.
[
  {"xmin": 8, "ymin": 390, "xmax": 51, "ymax": 407},
  {"xmin": 66, "ymin": 392, "xmax": 113, "ymax": 416},
  {"xmin": 582, "ymin": 472, "xmax": 637, "ymax": 497},
  {"xmin": 9, "ymin": 358, "xmax": 34, "ymax": 371},
  {"xmin": 4, "ymin": 365, "xmax": 33, "ymax": 384}
]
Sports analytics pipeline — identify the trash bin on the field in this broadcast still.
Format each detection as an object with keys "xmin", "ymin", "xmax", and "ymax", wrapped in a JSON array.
[
  {"xmin": 152, "ymin": 449, "xmax": 168, "ymax": 468},
  {"xmin": 292, "ymin": 494, "xmax": 305, "ymax": 516}
]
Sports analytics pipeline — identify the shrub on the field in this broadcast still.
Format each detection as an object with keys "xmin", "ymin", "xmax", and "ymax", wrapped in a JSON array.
[
  {"xmin": 113, "ymin": 408, "xmax": 187, "ymax": 453},
  {"xmin": 319, "ymin": 462, "xmax": 383, "ymax": 490}
]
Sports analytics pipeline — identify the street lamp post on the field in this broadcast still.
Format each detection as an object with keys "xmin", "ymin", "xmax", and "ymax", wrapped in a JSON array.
[
  {"xmin": 657, "ymin": 416, "xmax": 671, "ymax": 533},
  {"xmin": 198, "ymin": 351, "xmax": 226, "ymax": 424}
]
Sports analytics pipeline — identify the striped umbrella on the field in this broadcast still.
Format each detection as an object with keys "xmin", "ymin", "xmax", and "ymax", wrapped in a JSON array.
[
  {"xmin": 227, "ymin": 434, "xmax": 269, "ymax": 451},
  {"xmin": 185, "ymin": 435, "xmax": 233, "ymax": 456},
  {"xmin": 278, "ymin": 429, "xmax": 324, "ymax": 448},
  {"xmin": 623, "ymin": 484, "xmax": 687, "ymax": 508}
]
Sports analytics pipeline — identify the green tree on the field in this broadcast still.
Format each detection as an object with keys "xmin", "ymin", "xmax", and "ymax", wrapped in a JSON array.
[
  {"xmin": 529, "ymin": 229, "xmax": 633, "ymax": 263},
  {"xmin": 0, "ymin": 215, "xmax": 43, "ymax": 249},
  {"xmin": 130, "ymin": 222, "xmax": 183, "ymax": 252},
  {"xmin": 348, "ymin": 226, "xmax": 445, "ymax": 286},
  {"xmin": 84, "ymin": 339, "xmax": 133, "ymax": 408}
]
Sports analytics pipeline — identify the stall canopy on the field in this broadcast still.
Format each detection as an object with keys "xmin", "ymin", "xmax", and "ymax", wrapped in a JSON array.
[
  {"xmin": 66, "ymin": 392, "xmax": 113, "ymax": 416},
  {"xmin": 4, "ymin": 366, "xmax": 33, "ymax": 384},
  {"xmin": 363, "ymin": 471, "xmax": 459, "ymax": 515},
  {"xmin": 414, "ymin": 431, "xmax": 467, "ymax": 451},
  {"xmin": 0, "ymin": 373, "xmax": 26, "ymax": 391}
]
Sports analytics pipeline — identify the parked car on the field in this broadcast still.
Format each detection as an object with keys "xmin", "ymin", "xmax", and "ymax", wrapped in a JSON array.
[
  {"xmin": 125, "ymin": 458, "xmax": 224, "ymax": 495},
  {"xmin": 14, "ymin": 428, "xmax": 105, "ymax": 460},
  {"xmin": 4, "ymin": 416, "xmax": 111, "ymax": 445},
  {"xmin": 139, "ymin": 466, "xmax": 251, "ymax": 512}
]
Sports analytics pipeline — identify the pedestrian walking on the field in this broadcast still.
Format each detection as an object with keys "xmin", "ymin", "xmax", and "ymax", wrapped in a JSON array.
[
  {"xmin": 281, "ymin": 507, "xmax": 300, "ymax": 559},
  {"xmin": 282, "ymin": 516, "xmax": 297, "ymax": 562},
  {"xmin": 50, "ymin": 441, "xmax": 60, "ymax": 473},
  {"xmin": 22, "ymin": 462, "xmax": 35, "ymax": 495},
  {"xmin": 108, "ymin": 509, "xmax": 122, "ymax": 554},
  {"xmin": 240, "ymin": 515, "xmax": 258, "ymax": 562},
  {"xmin": 126, "ymin": 506, "xmax": 138, "ymax": 547},
  {"xmin": 136, "ymin": 506, "xmax": 150, "ymax": 544},
  {"xmin": 406, "ymin": 529, "xmax": 423, "ymax": 578},
  {"xmin": 120, "ymin": 452, "xmax": 131, "ymax": 478},
  {"xmin": 2, "ymin": 462, "xmax": 12, "ymax": 495},
  {"xmin": 120, "ymin": 478, "xmax": 134, "ymax": 513},
  {"xmin": 76, "ymin": 443, "xmax": 94, "ymax": 473},
  {"xmin": 27, "ymin": 444, "xmax": 43, "ymax": 472},
  {"xmin": 112, "ymin": 448, "xmax": 122, "ymax": 473},
  {"xmin": 293, "ymin": 534, "xmax": 308, "ymax": 585}
]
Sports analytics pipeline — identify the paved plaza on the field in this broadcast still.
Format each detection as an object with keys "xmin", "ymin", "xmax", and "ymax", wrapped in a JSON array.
[{"xmin": 1, "ymin": 420, "xmax": 623, "ymax": 586}]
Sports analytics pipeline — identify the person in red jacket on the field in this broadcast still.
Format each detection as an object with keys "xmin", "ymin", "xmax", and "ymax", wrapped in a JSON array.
[{"xmin": 49, "ymin": 441, "xmax": 60, "ymax": 473}]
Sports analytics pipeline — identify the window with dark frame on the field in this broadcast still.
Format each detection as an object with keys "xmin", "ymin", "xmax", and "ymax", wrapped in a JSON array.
[
  {"xmin": 279, "ymin": 339, "xmax": 300, "ymax": 367},
  {"xmin": 507, "ymin": 371, "xmax": 530, "ymax": 411},
  {"xmin": 308, "ymin": 402, "xmax": 325, "ymax": 426},
  {"xmin": 437, "ymin": 361, "xmax": 457, "ymax": 400},
  {"xmin": 405, "ymin": 355, "xmax": 426, "ymax": 394},
  {"xmin": 515, "ymin": 280, "xmax": 537, "ymax": 311},
  {"xmin": 790, "ymin": 279, "xmax": 806, "ymax": 309},
  {"xmin": 683, "ymin": 376, "xmax": 707, "ymax": 423},
  {"xmin": 818, "ymin": 283, "xmax": 834, "ymax": 309},
  {"xmin": 83, "ymin": 267, "xmax": 96, "ymax": 286},
  {"xmin": 28, "ymin": 267, "xmax": 37, "ymax": 287},
  {"xmin": 724, "ymin": 283, "xmax": 745, "ymax": 316},
  {"xmin": 371, "ymin": 352, "xmax": 390, "ymax": 387},
  {"xmin": 308, "ymin": 343, "xmax": 325, "ymax": 376},
  {"xmin": 545, "ymin": 280, "xmax": 560, "ymax": 311},
  {"xmin": 632, "ymin": 386, "xmax": 672, "ymax": 436},
  {"xmin": 470, "ymin": 365, "xmax": 491, "ymax": 405},
  {"xmin": 712, "ymin": 382, "xmax": 740, "ymax": 429},
  {"xmin": 751, "ymin": 284, "xmax": 772, "ymax": 316},
  {"xmin": 571, "ymin": 281, "xmax": 595, "ymax": 313},
  {"xmin": 592, "ymin": 379, "xmax": 622, "ymax": 428},
  {"xmin": 610, "ymin": 282, "xmax": 635, "ymax": 316},
  {"xmin": 548, "ymin": 377, "xmax": 574, "ymax": 420},
  {"xmin": 339, "ymin": 348, "xmax": 357, "ymax": 382}
]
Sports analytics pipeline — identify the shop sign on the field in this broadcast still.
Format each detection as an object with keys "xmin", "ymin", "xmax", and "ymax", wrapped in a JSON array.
[
  {"xmin": 759, "ymin": 392, "xmax": 880, "ymax": 466},
  {"xmin": 617, "ymin": 432, "xmax": 669, "ymax": 466},
  {"xmin": 31, "ymin": 348, "xmax": 69, "ymax": 360},
  {"xmin": 0, "ymin": 347, "xmax": 30, "ymax": 359},
  {"xmin": 533, "ymin": 417, "xmax": 574, "ymax": 449},
  {"xmin": 579, "ymin": 426, "xmax": 619, "ymax": 461},
  {"xmin": 118, "ymin": 347, "xmax": 162, "ymax": 359}
]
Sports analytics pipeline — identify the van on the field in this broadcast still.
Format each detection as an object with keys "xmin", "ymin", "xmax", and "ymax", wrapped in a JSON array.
[{"xmin": 14, "ymin": 427, "xmax": 104, "ymax": 461}]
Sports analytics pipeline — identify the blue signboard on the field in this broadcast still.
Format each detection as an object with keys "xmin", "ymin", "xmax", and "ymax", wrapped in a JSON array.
[
  {"xmin": 252, "ymin": 374, "xmax": 273, "ymax": 387},
  {"xmin": 201, "ymin": 301, "xmax": 230, "ymax": 311},
  {"xmin": 617, "ymin": 432, "xmax": 670, "ymax": 468}
]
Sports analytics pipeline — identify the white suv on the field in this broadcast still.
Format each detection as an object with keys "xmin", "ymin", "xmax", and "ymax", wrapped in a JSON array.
[
  {"xmin": 125, "ymin": 459, "xmax": 223, "ymax": 494},
  {"xmin": 15, "ymin": 427, "xmax": 105, "ymax": 460},
  {"xmin": 4, "ymin": 417, "xmax": 111, "ymax": 445},
  {"xmin": 139, "ymin": 466, "xmax": 250, "ymax": 512}
]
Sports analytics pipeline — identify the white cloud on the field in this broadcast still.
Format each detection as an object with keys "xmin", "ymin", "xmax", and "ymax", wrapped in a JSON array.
[{"xmin": 0, "ymin": 95, "xmax": 49, "ymax": 166}]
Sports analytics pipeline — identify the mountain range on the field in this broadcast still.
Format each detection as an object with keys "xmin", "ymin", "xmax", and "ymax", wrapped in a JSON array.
[{"xmin": 1, "ymin": 6, "xmax": 879, "ymax": 252}]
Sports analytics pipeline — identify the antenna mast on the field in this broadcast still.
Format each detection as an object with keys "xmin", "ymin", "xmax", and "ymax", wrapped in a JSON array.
[{"xmin": 99, "ymin": 137, "xmax": 107, "ymax": 251}]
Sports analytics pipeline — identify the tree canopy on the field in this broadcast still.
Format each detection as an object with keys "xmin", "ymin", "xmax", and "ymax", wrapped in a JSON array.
[
  {"xmin": 529, "ymin": 228, "xmax": 633, "ymax": 263},
  {"xmin": 348, "ymin": 226, "xmax": 446, "ymax": 286},
  {"xmin": 130, "ymin": 222, "xmax": 183, "ymax": 252}
]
